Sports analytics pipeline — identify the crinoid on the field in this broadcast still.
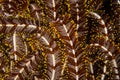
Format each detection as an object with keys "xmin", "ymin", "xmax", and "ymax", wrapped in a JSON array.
[{"xmin": 0, "ymin": 0, "xmax": 120, "ymax": 80}]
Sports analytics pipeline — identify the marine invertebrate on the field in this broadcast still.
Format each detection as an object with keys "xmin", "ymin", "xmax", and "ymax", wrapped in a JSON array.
[{"xmin": 0, "ymin": 0, "xmax": 119, "ymax": 80}]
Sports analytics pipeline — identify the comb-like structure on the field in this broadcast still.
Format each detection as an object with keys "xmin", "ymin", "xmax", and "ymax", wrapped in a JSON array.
[
  {"xmin": 36, "ymin": 30, "xmax": 62, "ymax": 80},
  {"xmin": 0, "ymin": 0, "xmax": 119, "ymax": 80}
]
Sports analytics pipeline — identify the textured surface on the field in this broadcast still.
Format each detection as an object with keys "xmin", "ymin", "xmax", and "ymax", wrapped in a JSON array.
[{"xmin": 0, "ymin": 0, "xmax": 120, "ymax": 80}]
